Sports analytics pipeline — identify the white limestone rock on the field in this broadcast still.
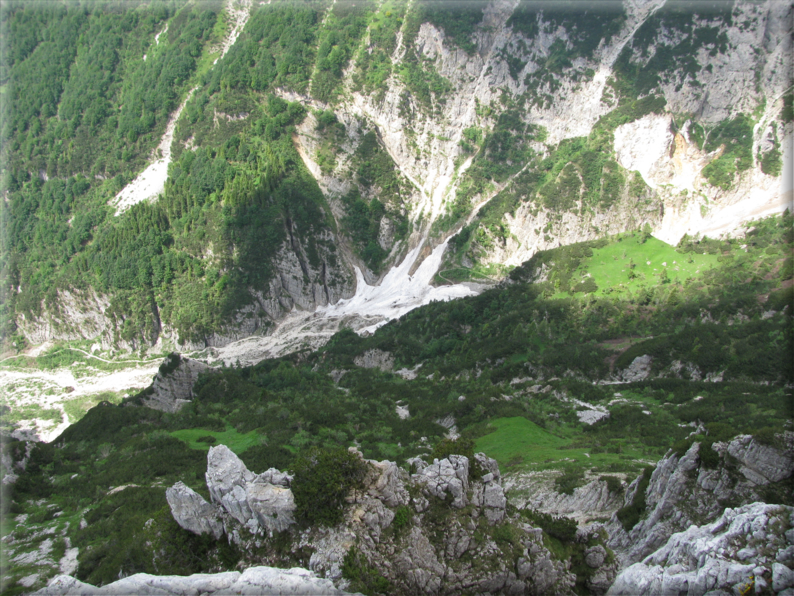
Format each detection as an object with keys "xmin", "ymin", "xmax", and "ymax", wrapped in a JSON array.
[
  {"xmin": 353, "ymin": 349, "xmax": 395, "ymax": 371},
  {"xmin": 412, "ymin": 455, "xmax": 470, "ymax": 508},
  {"xmin": 34, "ymin": 566, "xmax": 355, "ymax": 595},
  {"xmin": 726, "ymin": 434, "xmax": 794, "ymax": 484},
  {"xmin": 206, "ymin": 445, "xmax": 255, "ymax": 504},
  {"xmin": 246, "ymin": 483, "xmax": 297, "ymax": 534},
  {"xmin": 165, "ymin": 481, "xmax": 224, "ymax": 540},
  {"xmin": 608, "ymin": 503, "xmax": 794, "ymax": 596}
]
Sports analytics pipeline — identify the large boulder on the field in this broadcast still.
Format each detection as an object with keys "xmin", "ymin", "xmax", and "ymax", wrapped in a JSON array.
[
  {"xmin": 206, "ymin": 445, "xmax": 255, "ymax": 504},
  {"xmin": 165, "ymin": 482, "xmax": 224, "ymax": 540},
  {"xmin": 171, "ymin": 445, "xmax": 297, "ymax": 538},
  {"xmin": 246, "ymin": 483, "xmax": 296, "ymax": 533}
]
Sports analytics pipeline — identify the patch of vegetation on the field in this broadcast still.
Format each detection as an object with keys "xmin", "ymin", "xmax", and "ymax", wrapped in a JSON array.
[
  {"xmin": 311, "ymin": 1, "xmax": 374, "ymax": 103},
  {"xmin": 701, "ymin": 115, "xmax": 754, "ymax": 190},
  {"xmin": 616, "ymin": 466, "xmax": 653, "ymax": 531},
  {"xmin": 170, "ymin": 425, "xmax": 261, "ymax": 454},
  {"xmin": 342, "ymin": 545, "xmax": 392, "ymax": 595},
  {"xmin": 352, "ymin": 1, "xmax": 406, "ymax": 100},
  {"xmin": 291, "ymin": 447, "xmax": 369, "ymax": 527}
]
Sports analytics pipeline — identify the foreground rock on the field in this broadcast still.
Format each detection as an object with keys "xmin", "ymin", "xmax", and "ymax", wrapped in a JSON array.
[
  {"xmin": 165, "ymin": 445, "xmax": 297, "ymax": 538},
  {"xmin": 606, "ymin": 433, "xmax": 794, "ymax": 566},
  {"xmin": 165, "ymin": 482, "xmax": 224, "ymax": 540},
  {"xmin": 166, "ymin": 446, "xmax": 604, "ymax": 594},
  {"xmin": 34, "ymin": 566, "xmax": 354, "ymax": 595},
  {"xmin": 608, "ymin": 502, "xmax": 794, "ymax": 596}
]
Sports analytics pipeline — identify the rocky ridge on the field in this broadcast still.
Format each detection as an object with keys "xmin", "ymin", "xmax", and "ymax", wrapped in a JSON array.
[
  {"xmin": 160, "ymin": 445, "xmax": 613, "ymax": 595},
  {"xmin": 34, "ymin": 566, "xmax": 355, "ymax": 595},
  {"xmin": 606, "ymin": 433, "xmax": 794, "ymax": 566},
  {"xmin": 608, "ymin": 502, "xmax": 794, "ymax": 596}
]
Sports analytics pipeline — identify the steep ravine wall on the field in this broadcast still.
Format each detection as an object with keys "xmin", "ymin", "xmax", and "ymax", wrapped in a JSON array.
[{"xmin": 16, "ymin": 0, "xmax": 793, "ymax": 354}]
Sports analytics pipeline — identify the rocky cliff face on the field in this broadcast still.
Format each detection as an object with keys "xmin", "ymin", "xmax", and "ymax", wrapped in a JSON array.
[
  {"xmin": 608, "ymin": 502, "xmax": 794, "ymax": 596},
  {"xmin": 161, "ymin": 445, "xmax": 608, "ymax": 595},
  {"xmin": 138, "ymin": 354, "xmax": 214, "ymax": 413},
  {"xmin": 606, "ymin": 433, "xmax": 794, "ymax": 566}
]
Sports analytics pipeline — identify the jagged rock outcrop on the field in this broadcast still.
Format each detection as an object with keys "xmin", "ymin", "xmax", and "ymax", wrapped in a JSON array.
[
  {"xmin": 606, "ymin": 433, "xmax": 794, "ymax": 566},
  {"xmin": 168, "ymin": 446, "xmax": 585, "ymax": 594},
  {"xmin": 617, "ymin": 355, "xmax": 653, "ymax": 383},
  {"xmin": 506, "ymin": 474, "xmax": 626, "ymax": 525},
  {"xmin": 410, "ymin": 454, "xmax": 471, "ymax": 509},
  {"xmin": 34, "ymin": 566, "xmax": 355, "ymax": 595},
  {"xmin": 199, "ymin": 445, "xmax": 296, "ymax": 536},
  {"xmin": 141, "ymin": 355, "xmax": 213, "ymax": 413},
  {"xmin": 165, "ymin": 481, "xmax": 224, "ymax": 540},
  {"xmin": 608, "ymin": 502, "xmax": 794, "ymax": 596}
]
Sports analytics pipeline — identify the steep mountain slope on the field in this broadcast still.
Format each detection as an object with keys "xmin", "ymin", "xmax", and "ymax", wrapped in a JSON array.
[{"xmin": 1, "ymin": 0, "xmax": 791, "ymax": 360}]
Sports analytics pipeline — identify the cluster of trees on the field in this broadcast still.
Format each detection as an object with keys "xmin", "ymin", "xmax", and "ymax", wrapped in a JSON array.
[{"xmin": 2, "ymin": 2, "xmax": 218, "ymax": 183}]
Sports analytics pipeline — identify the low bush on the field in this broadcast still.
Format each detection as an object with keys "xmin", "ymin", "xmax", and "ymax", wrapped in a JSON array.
[
  {"xmin": 291, "ymin": 447, "xmax": 369, "ymax": 527},
  {"xmin": 616, "ymin": 466, "xmax": 654, "ymax": 531}
]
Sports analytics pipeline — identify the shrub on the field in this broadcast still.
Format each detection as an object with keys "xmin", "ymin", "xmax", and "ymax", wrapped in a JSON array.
[
  {"xmin": 159, "ymin": 353, "xmax": 182, "ymax": 376},
  {"xmin": 291, "ymin": 447, "xmax": 369, "ymax": 527},
  {"xmin": 616, "ymin": 466, "xmax": 654, "ymax": 532},
  {"xmin": 520, "ymin": 508, "xmax": 577, "ymax": 542},
  {"xmin": 430, "ymin": 437, "xmax": 475, "ymax": 462},
  {"xmin": 699, "ymin": 442, "xmax": 720, "ymax": 468},
  {"xmin": 342, "ymin": 546, "xmax": 391, "ymax": 595},
  {"xmin": 600, "ymin": 475, "xmax": 624, "ymax": 495},
  {"xmin": 555, "ymin": 469, "xmax": 585, "ymax": 495},
  {"xmin": 392, "ymin": 505, "xmax": 411, "ymax": 529}
]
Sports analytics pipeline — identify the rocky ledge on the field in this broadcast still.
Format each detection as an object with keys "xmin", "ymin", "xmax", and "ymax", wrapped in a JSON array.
[
  {"xmin": 608, "ymin": 502, "xmax": 794, "ymax": 596},
  {"xmin": 34, "ymin": 566, "xmax": 355, "ymax": 595}
]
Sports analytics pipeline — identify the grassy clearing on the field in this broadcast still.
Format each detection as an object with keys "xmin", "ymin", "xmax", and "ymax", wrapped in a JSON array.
[
  {"xmin": 475, "ymin": 416, "xmax": 650, "ymax": 474},
  {"xmin": 170, "ymin": 425, "xmax": 262, "ymax": 454},
  {"xmin": 559, "ymin": 234, "xmax": 720, "ymax": 298},
  {"xmin": 476, "ymin": 417, "xmax": 567, "ymax": 464}
]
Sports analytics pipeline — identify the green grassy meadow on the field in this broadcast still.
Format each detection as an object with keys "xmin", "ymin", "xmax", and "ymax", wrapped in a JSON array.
[
  {"xmin": 566, "ymin": 234, "xmax": 721, "ymax": 297},
  {"xmin": 475, "ymin": 416, "xmax": 651, "ymax": 473},
  {"xmin": 170, "ymin": 425, "xmax": 262, "ymax": 454}
]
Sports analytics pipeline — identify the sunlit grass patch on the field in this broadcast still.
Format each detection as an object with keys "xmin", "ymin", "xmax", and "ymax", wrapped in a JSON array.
[
  {"xmin": 63, "ymin": 392, "xmax": 124, "ymax": 424},
  {"xmin": 170, "ymin": 425, "xmax": 261, "ymax": 454},
  {"xmin": 475, "ymin": 416, "xmax": 652, "ymax": 474},
  {"xmin": 553, "ymin": 234, "xmax": 722, "ymax": 299}
]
